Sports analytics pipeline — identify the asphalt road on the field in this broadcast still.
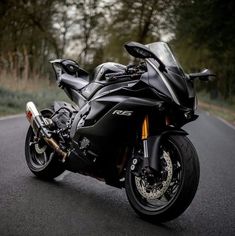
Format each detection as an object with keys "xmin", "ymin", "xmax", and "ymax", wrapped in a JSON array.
[{"xmin": 0, "ymin": 112, "xmax": 235, "ymax": 236}]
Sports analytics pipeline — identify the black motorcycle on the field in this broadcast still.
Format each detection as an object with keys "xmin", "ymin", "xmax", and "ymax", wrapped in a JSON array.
[{"xmin": 25, "ymin": 41, "xmax": 214, "ymax": 222}]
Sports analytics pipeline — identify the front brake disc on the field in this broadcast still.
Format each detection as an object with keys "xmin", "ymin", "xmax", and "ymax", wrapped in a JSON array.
[{"xmin": 135, "ymin": 151, "xmax": 173, "ymax": 199}]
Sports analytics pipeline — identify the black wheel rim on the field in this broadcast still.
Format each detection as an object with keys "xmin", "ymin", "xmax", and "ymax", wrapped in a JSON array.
[
  {"xmin": 130, "ymin": 139, "xmax": 183, "ymax": 212},
  {"xmin": 27, "ymin": 128, "xmax": 53, "ymax": 171}
]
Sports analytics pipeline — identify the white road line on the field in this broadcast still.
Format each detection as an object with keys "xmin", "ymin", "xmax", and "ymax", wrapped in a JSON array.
[
  {"xmin": 0, "ymin": 113, "xmax": 25, "ymax": 121},
  {"xmin": 216, "ymin": 116, "xmax": 235, "ymax": 131},
  {"xmin": 204, "ymin": 111, "xmax": 235, "ymax": 131}
]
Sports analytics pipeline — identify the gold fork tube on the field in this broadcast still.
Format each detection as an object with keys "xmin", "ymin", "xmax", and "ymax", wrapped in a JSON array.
[{"xmin": 142, "ymin": 115, "xmax": 149, "ymax": 140}]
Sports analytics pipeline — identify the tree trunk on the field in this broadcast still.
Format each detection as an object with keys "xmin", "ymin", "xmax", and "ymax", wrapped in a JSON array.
[{"xmin": 23, "ymin": 46, "xmax": 29, "ymax": 81}]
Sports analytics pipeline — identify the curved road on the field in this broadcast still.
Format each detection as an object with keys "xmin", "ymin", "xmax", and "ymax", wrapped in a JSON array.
[{"xmin": 0, "ymin": 112, "xmax": 235, "ymax": 235}]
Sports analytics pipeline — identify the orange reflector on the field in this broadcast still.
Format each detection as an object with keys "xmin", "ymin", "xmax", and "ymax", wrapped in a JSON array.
[{"xmin": 142, "ymin": 115, "xmax": 149, "ymax": 140}]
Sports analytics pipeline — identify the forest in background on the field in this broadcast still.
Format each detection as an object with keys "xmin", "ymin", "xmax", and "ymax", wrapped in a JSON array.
[{"xmin": 0, "ymin": 0, "xmax": 234, "ymax": 104}]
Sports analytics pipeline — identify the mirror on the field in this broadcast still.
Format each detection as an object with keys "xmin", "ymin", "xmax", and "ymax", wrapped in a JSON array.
[
  {"xmin": 124, "ymin": 41, "xmax": 166, "ymax": 71},
  {"xmin": 124, "ymin": 42, "xmax": 156, "ymax": 59}
]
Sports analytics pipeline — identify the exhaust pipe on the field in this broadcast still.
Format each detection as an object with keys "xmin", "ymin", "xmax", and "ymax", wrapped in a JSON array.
[
  {"xmin": 26, "ymin": 102, "xmax": 67, "ymax": 162},
  {"xmin": 26, "ymin": 101, "xmax": 51, "ymax": 137}
]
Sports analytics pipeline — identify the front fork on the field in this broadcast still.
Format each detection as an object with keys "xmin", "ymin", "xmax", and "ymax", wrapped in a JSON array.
[
  {"xmin": 142, "ymin": 115, "xmax": 150, "ymax": 167},
  {"xmin": 131, "ymin": 115, "xmax": 152, "ymax": 174},
  {"xmin": 132, "ymin": 115, "xmax": 188, "ymax": 173}
]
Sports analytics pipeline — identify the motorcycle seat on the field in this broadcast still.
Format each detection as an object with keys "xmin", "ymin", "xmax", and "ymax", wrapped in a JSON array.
[
  {"xmin": 60, "ymin": 62, "xmax": 127, "ymax": 100},
  {"xmin": 60, "ymin": 71, "xmax": 89, "ymax": 90},
  {"xmin": 80, "ymin": 62, "xmax": 127, "ymax": 99}
]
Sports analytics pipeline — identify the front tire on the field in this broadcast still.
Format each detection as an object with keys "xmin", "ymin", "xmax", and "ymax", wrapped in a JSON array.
[
  {"xmin": 125, "ymin": 135, "xmax": 200, "ymax": 222},
  {"xmin": 25, "ymin": 110, "xmax": 65, "ymax": 180}
]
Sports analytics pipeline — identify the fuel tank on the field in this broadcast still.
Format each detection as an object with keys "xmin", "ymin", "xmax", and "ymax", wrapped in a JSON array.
[{"xmin": 93, "ymin": 62, "xmax": 126, "ymax": 82}]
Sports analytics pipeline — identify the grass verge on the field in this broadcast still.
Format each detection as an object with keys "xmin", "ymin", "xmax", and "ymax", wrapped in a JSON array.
[
  {"xmin": 0, "ymin": 86, "xmax": 70, "ymax": 117},
  {"xmin": 198, "ymin": 92, "xmax": 235, "ymax": 126}
]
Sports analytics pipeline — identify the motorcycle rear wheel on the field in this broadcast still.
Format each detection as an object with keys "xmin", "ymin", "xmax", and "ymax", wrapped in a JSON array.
[
  {"xmin": 125, "ymin": 135, "xmax": 200, "ymax": 222},
  {"xmin": 25, "ymin": 109, "xmax": 65, "ymax": 180}
]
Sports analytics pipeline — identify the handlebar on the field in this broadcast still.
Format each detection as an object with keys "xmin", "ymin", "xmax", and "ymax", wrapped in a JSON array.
[
  {"xmin": 105, "ymin": 71, "xmax": 142, "ymax": 82},
  {"xmin": 105, "ymin": 63, "xmax": 147, "ymax": 81},
  {"xmin": 188, "ymin": 69, "xmax": 215, "ymax": 81}
]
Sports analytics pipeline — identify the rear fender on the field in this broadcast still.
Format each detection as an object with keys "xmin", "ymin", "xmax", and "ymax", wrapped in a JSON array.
[{"xmin": 148, "ymin": 128, "xmax": 188, "ymax": 172}]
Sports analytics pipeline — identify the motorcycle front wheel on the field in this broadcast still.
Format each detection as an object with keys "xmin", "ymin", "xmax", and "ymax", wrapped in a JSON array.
[{"xmin": 125, "ymin": 135, "xmax": 200, "ymax": 222}]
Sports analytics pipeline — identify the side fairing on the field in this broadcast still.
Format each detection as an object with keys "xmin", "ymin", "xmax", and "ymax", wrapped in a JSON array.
[
  {"xmin": 141, "ymin": 65, "xmax": 172, "ymax": 102},
  {"xmin": 144, "ymin": 59, "xmax": 196, "ymax": 109},
  {"xmin": 72, "ymin": 93, "xmax": 158, "ymax": 156}
]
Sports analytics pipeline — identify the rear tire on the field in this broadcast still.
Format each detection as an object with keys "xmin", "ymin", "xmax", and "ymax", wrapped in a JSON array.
[
  {"xmin": 125, "ymin": 135, "xmax": 200, "ymax": 222},
  {"xmin": 25, "ymin": 109, "xmax": 65, "ymax": 180}
]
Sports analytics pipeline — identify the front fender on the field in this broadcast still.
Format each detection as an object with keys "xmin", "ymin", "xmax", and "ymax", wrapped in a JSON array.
[{"xmin": 148, "ymin": 128, "xmax": 188, "ymax": 172}]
